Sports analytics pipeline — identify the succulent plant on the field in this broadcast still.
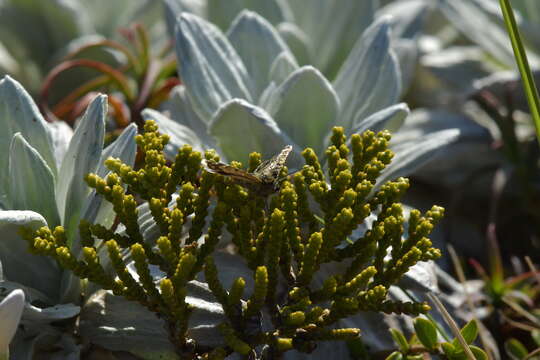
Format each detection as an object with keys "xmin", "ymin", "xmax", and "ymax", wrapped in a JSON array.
[
  {"xmin": 0, "ymin": 76, "xmax": 137, "ymax": 357},
  {"xmin": 22, "ymin": 120, "xmax": 445, "ymax": 359},
  {"xmin": 0, "ymin": 0, "xmax": 165, "ymax": 97}
]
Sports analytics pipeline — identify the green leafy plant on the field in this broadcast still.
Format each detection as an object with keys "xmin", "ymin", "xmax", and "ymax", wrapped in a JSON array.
[
  {"xmin": 0, "ymin": 0, "xmax": 165, "ymax": 96},
  {"xmin": 40, "ymin": 23, "xmax": 179, "ymax": 130},
  {"xmin": 22, "ymin": 120, "xmax": 444, "ymax": 358},
  {"xmin": 387, "ymin": 319, "xmax": 487, "ymax": 360}
]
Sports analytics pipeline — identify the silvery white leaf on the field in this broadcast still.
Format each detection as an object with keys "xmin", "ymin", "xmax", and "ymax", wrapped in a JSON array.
[
  {"xmin": 22, "ymin": 302, "xmax": 79, "ymax": 323},
  {"xmin": 163, "ymin": 0, "xmax": 207, "ymax": 37},
  {"xmin": 207, "ymin": 0, "xmax": 292, "ymax": 30},
  {"xmin": 175, "ymin": 13, "xmax": 252, "ymax": 121},
  {"xmin": 0, "ymin": 211, "xmax": 61, "ymax": 300},
  {"xmin": 56, "ymin": 95, "xmax": 106, "ymax": 243},
  {"xmin": 0, "ymin": 289, "xmax": 24, "ymax": 355},
  {"xmin": 377, "ymin": 128, "xmax": 460, "ymax": 190},
  {"xmin": 7, "ymin": 134, "xmax": 60, "ymax": 227},
  {"xmin": 227, "ymin": 10, "xmax": 292, "ymax": 100},
  {"xmin": 0, "ymin": 280, "xmax": 55, "ymax": 308},
  {"xmin": 377, "ymin": 0, "xmax": 431, "ymax": 40},
  {"xmin": 334, "ymin": 17, "xmax": 401, "ymax": 131},
  {"xmin": 81, "ymin": 281, "xmax": 226, "ymax": 357},
  {"xmin": 398, "ymin": 261, "xmax": 438, "ymax": 293},
  {"xmin": 425, "ymin": 46, "xmax": 493, "ymax": 96},
  {"xmin": 439, "ymin": 0, "xmax": 516, "ymax": 66},
  {"xmin": 79, "ymin": 290, "xmax": 178, "ymax": 358},
  {"xmin": 97, "ymin": 123, "xmax": 137, "ymax": 178},
  {"xmin": 268, "ymin": 51, "xmax": 299, "ymax": 86},
  {"xmin": 288, "ymin": 0, "xmax": 377, "ymax": 78},
  {"xmin": 392, "ymin": 38, "xmax": 419, "ymax": 94},
  {"xmin": 0, "ymin": 76, "xmax": 57, "ymax": 195},
  {"xmin": 391, "ymin": 109, "xmax": 499, "ymax": 187},
  {"xmin": 266, "ymin": 66, "xmax": 339, "ymax": 155},
  {"xmin": 142, "ymin": 108, "xmax": 207, "ymax": 159},
  {"xmin": 258, "ymin": 82, "xmax": 277, "ymax": 111},
  {"xmin": 410, "ymin": 46, "xmax": 493, "ymax": 108},
  {"xmin": 352, "ymin": 103, "xmax": 409, "ymax": 135},
  {"xmin": 209, "ymin": 98, "xmax": 301, "ymax": 165},
  {"xmin": 46, "ymin": 121, "xmax": 73, "ymax": 170},
  {"xmin": 276, "ymin": 22, "xmax": 310, "ymax": 66},
  {"xmin": 161, "ymin": 85, "xmax": 216, "ymax": 150},
  {"xmin": 58, "ymin": 269, "xmax": 81, "ymax": 305},
  {"xmin": 77, "ymin": 123, "xmax": 137, "ymax": 259}
]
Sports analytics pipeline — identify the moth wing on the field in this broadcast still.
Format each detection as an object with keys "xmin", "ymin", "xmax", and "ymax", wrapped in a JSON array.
[
  {"xmin": 205, "ymin": 160, "xmax": 262, "ymax": 183},
  {"xmin": 254, "ymin": 145, "xmax": 292, "ymax": 181}
]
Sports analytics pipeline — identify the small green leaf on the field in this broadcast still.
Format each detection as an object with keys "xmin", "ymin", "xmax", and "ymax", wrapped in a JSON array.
[
  {"xmin": 390, "ymin": 328, "xmax": 409, "ymax": 353},
  {"xmin": 448, "ymin": 351, "xmax": 469, "ymax": 360},
  {"xmin": 441, "ymin": 342, "xmax": 456, "ymax": 357},
  {"xmin": 405, "ymin": 355, "xmax": 423, "ymax": 360},
  {"xmin": 469, "ymin": 346, "xmax": 488, "ymax": 360},
  {"xmin": 505, "ymin": 338, "xmax": 529, "ymax": 360},
  {"xmin": 452, "ymin": 320, "xmax": 478, "ymax": 346},
  {"xmin": 532, "ymin": 329, "xmax": 540, "ymax": 347},
  {"xmin": 385, "ymin": 351, "xmax": 403, "ymax": 360},
  {"xmin": 413, "ymin": 318, "xmax": 438, "ymax": 350}
]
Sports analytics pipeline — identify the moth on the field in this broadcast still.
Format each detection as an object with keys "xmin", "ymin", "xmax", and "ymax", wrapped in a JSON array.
[{"xmin": 204, "ymin": 145, "xmax": 292, "ymax": 196}]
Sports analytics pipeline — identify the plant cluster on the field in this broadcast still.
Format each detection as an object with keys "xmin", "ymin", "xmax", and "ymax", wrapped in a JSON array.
[
  {"xmin": 386, "ymin": 318, "xmax": 487, "ymax": 360},
  {"xmin": 41, "ymin": 23, "xmax": 179, "ymax": 130},
  {"xmin": 22, "ymin": 121, "xmax": 443, "ymax": 359}
]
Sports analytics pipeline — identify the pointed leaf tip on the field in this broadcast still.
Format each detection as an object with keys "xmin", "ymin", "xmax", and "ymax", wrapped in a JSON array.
[{"xmin": 0, "ymin": 289, "xmax": 25, "ymax": 351}]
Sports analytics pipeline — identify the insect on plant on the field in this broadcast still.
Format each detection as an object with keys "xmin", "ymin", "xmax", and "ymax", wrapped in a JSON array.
[{"xmin": 204, "ymin": 145, "xmax": 293, "ymax": 196}]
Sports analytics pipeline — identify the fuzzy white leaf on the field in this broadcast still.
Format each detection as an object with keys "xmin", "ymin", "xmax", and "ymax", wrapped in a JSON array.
[
  {"xmin": 268, "ymin": 51, "xmax": 299, "ymax": 87},
  {"xmin": 334, "ymin": 17, "xmax": 401, "ymax": 131},
  {"xmin": 161, "ymin": 85, "xmax": 215, "ymax": 147},
  {"xmin": 377, "ymin": 128, "xmax": 460, "ymax": 190},
  {"xmin": 227, "ymin": 10, "xmax": 292, "ymax": 100},
  {"xmin": 7, "ymin": 134, "xmax": 60, "ymax": 227},
  {"xmin": 276, "ymin": 22, "xmax": 310, "ymax": 66},
  {"xmin": 81, "ymin": 123, "xmax": 137, "ymax": 231},
  {"xmin": 352, "ymin": 103, "xmax": 409, "ymax": 135},
  {"xmin": 439, "ymin": 0, "xmax": 516, "ymax": 66},
  {"xmin": 0, "ymin": 289, "xmax": 24, "ymax": 356},
  {"xmin": 207, "ymin": 0, "xmax": 292, "ymax": 30},
  {"xmin": 0, "ymin": 77, "xmax": 56, "ymax": 201},
  {"xmin": 56, "ymin": 95, "xmax": 106, "ymax": 242},
  {"xmin": 0, "ymin": 211, "xmax": 60, "ymax": 299},
  {"xmin": 175, "ymin": 13, "xmax": 252, "ymax": 121},
  {"xmin": 288, "ymin": 0, "xmax": 377, "ymax": 77},
  {"xmin": 46, "ymin": 121, "xmax": 73, "ymax": 171},
  {"xmin": 209, "ymin": 98, "xmax": 301, "ymax": 165},
  {"xmin": 267, "ymin": 66, "xmax": 339, "ymax": 155}
]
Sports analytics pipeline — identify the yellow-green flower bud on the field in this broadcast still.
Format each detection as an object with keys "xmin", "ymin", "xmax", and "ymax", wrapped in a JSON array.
[
  {"xmin": 245, "ymin": 266, "xmax": 268, "ymax": 318},
  {"xmin": 298, "ymin": 232, "xmax": 323, "ymax": 285}
]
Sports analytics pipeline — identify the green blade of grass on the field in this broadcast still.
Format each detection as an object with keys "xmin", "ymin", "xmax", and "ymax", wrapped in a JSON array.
[{"xmin": 499, "ymin": 0, "xmax": 540, "ymax": 145}]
